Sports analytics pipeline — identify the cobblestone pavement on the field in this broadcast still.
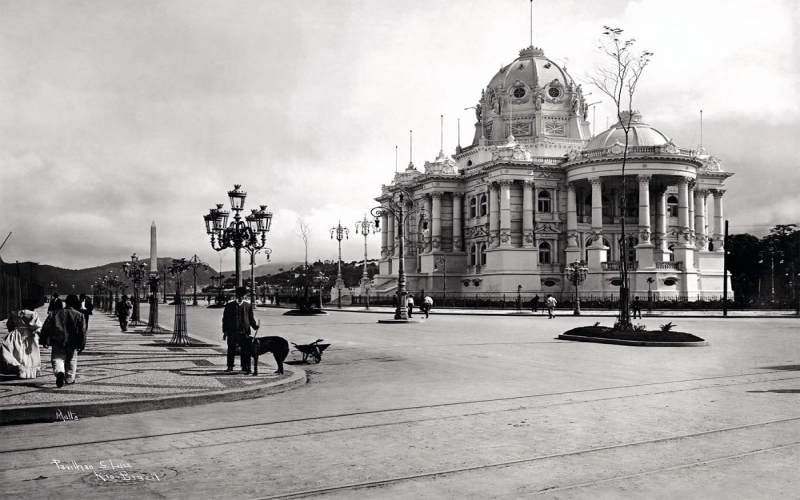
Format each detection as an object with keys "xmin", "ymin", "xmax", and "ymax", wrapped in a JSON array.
[{"xmin": 0, "ymin": 307, "xmax": 305, "ymax": 424}]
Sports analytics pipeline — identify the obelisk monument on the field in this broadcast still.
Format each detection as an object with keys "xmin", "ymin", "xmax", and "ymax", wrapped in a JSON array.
[{"xmin": 150, "ymin": 220, "xmax": 157, "ymax": 273}]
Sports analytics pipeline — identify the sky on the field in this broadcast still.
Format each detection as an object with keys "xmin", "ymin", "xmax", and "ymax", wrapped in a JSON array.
[{"xmin": 1, "ymin": 0, "xmax": 798, "ymax": 271}]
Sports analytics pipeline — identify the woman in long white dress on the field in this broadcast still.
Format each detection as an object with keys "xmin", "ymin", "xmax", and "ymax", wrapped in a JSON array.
[{"xmin": 1, "ymin": 299, "xmax": 43, "ymax": 378}]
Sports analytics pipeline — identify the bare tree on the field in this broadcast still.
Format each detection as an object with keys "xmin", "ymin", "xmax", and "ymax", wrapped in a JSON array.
[
  {"xmin": 295, "ymin": 217, "xmax": 313, "ymax": 307},
  {"xmin": 586, "ymin": 27, "xmax": 653, "ymax": 328}
]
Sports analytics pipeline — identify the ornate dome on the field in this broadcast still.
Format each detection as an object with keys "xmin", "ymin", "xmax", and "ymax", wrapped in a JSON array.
[
  {"xmin": 586, "ymin": 111, "xmax": 671, "ymax": 150},
  {"xmin": 486, "ymin": 46, "xmax": 575, "ymax": 97}
]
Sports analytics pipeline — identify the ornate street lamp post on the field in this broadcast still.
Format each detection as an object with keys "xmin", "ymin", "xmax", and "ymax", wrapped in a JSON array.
[
  {"xmin": 355, "ymin": 214, "xmax": 376, "ymax": 310},
  {"xmin": 567, "ymin": 260, "xmax": 589, "ymax": 315},
  {"xmin": 312, "ymin": 272, "xmax": 329, "ymax": 309},
  {"xmin": 434, "ymin": 255, "xmax": 447, "ymax": 308},
  {"xmin": 646, "ymin": 277, "xmax": 655, "ymax": 314},
  {"xmin": 204, "ymin": 185, "xmax": 273, "ymax": 288},
  {"xmin": 122, "ymin": 253, "xmax": 148, "ymax": 326},
  {"xmin": 244, "ymin": 245, "xmax": 271, "ymax": 306},
  {"xmin": 330, "ymin": 221, "xmax": 349, "ymax": 309},
  {"xmin": 371, "ymin": 188, "xmax": 429, "ymax": 321},
  {"xmin": 167, "ymin": 258, "xmax": 190, "ymax": 345},
  {"xmin": 186, "ymin": 254, "xmax": 208, "ymax": 306}
]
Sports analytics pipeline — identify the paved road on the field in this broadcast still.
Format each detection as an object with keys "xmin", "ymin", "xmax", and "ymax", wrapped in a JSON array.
[{"xmin": 2, "ymin": 309, "xmax": 798, "ymax": 499}]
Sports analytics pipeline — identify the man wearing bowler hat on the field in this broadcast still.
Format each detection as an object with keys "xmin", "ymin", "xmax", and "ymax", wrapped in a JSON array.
[{"xmin": 222, "ymin": 286, "xmax": 259, "ymax": 374}]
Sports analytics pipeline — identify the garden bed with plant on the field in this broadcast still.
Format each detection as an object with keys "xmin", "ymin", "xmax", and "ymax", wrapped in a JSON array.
[{"xmin": 560, "ymin": 322, "xmax": 705, "ymax": 345}]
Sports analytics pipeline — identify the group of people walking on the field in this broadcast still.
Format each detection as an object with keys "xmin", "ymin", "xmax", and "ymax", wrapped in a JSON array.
[{"xmin": 1, "ymin": 292, "xmax": 92, "ymax": 387}]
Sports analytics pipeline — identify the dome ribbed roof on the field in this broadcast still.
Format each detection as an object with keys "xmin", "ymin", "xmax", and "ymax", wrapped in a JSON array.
[{"xmin": 586, "ymin": 111, "xmax": 670, "ymax": 150}]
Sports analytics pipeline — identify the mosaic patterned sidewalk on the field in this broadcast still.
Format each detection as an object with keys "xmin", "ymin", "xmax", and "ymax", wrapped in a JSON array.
[{"xmin": 0, "ymin": 310, "xmax": 305, "ymax": 424}]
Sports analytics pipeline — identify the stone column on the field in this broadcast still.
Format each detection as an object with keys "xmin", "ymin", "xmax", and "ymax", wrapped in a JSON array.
[
  {"xmin": 565, "ymin": 182, "xmax": 581, "ymax": 263},
  {"xmin": 653, "ymin": 187, "xmax": 669, "ymax": 262},
  {"xmin": 385, "ymin": 211, "xmax": 394, "ymax": 259},
  {"xmin": 452, "ymin": 193, "xmax": 463, "ymax": 252},
  {"xmin": 380, "ymin": 211, "xmax": 389, "ymax": 258},
  {"xmin": 712, "ymin": 189, "xmax": 725, "ymax": 252},
  {"xmin": 587, "ymin": 177, "xmax": 608, "ymax": 269},
  {"xmin": 489, "ymin": 183, "xmax": 500, "ymax": 248},
  {"xmin": 688, "ymin": 182, "xmax": 696, "ymax": 243},
  {"xmin": 424, "ymin": 195, "xmax": 433, "ymax": 253},
  {"xmin": 522, "ymin": 181, "xmax": 534, "ymax": 247},
  {"xmin": 673, "ymin": 177, "xmax": 695, "ymax": 271},
  {"xmin": 499, "ymin": 180, "xmax": 512, "ymax": 247},
  {"xmin": 695, "ymin": 189, "xmax": 708, "ymax": 250},
  {"xmin": 589, "ymin": 177, "xmax": 603, "ymax": 243},
  {"xmin": 431, "ymin": 191, "xmax": 442, "ymax": 252},
  {"xmin": 636, "ymin": 175, "xmax": 654, "ymax": 269}
]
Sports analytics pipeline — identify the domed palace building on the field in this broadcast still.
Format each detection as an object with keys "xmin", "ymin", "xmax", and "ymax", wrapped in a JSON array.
[{"xmin": 372, "ymin": 46, "xmax": 732, "ymax": 301}]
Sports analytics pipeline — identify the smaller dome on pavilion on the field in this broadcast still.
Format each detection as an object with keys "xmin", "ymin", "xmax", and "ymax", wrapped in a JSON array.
[{"xmin": 586, "ymin": 111, "xmax": 671, "ymax": 150}]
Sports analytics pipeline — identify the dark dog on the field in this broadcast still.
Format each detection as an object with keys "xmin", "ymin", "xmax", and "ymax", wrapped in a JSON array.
[{"xmin": 249, "ymin": 336, "xmax": 289, "ymax": 375}]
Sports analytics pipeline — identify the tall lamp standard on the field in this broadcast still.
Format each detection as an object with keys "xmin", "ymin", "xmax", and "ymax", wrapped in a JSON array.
[
  {"xmin": 646, "ymin": 277, "xmax": 655, "ymax": 314},
  {"xmin": 244, "ymin": 244, "xmax": 272, "ymax": 305},
  {"xmin": 434, "ymin": 255, "xmax": 447, "ymax": 308},
  {"xmin": 122, "ymin": 253, "xmax": 148, "ymax": 326},
  {"xmin": 354, "ymin": 214, "xmax": 376, "ymax": 310},
  {"xmin": 330, "ymin": 221, "xmax": 349, "ymax": 309},
  {"xmin": 566, "ymin": 260, "xmax": 589, "ymax": 316},
  {"xmin": 371, "ymin": 188, "xmax": 430, "ymax": 321},
  {"xmin": 312, "ymin": 272, "xmax": 329, "ymax": 309},
  {"xmin": 204, "ymin": 185, "xmax": 273, "ymax": 288},
  {"xmin": 167, "ymin": 258, "xmax": 190, "ymax": 345},
  {"xmin": 187, "ymin": 255, "xmax": 208, "ymax": 306}
]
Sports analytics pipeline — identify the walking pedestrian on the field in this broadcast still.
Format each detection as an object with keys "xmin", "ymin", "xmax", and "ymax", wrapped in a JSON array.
[
  {"xmin": 79, "ymin": 293, "xmax": 94, "ymax": 329},
  {"xmin": 545, "ymin": 294, "xmax": 557, "ymax": 319},
  {"xmin": 222, "ymin": 287, "xmax": 259, "ymax": 374},
  {"xmin": 422, "ymin": 295, "xmax": 433, "ymax": 318},
  {"xmin": 531, "ymin": 294, "xmax": 540, "ymax": 313},
  {"xmin": 40, "ymin": 294, "xmax": 86, "ymax": 387},
  {"xmin": 1, "ymin": 298, "xmax": 43, "ymax": 379},
  {"xmin": 47, "ymin": 293, "xmax": 63, "ymax": 314},
  {"xmin": 406, "ymin": 295, "xmax": 415, "ymax": 318},
  {"xmin": 117, "ymin": 295, "xmax": 133, "ymax": 331}
]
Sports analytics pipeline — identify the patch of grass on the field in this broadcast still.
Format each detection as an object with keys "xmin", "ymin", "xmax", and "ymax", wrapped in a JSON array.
[{"xmin": 563, "ymin": 326, "xmax": 705, "ymax": 343}]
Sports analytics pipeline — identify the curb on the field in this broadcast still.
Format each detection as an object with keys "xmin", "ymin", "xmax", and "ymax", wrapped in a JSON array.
[
  {"xmin": 557, "ymin": 334, "xmax": 708, "ymax": 347},
  {"xmin": 0, "ymin": 367, "xmax": 306, "ymax": 426}
]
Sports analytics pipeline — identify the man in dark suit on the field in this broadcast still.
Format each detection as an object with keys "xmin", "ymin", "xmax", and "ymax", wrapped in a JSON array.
[
  {"xmin": 79, "ymin": 293, "xmax": 94, "ymax": 329},
  {"xmin": 47, "ymin": 293, "xmax": 63, "ymax": 314},
  {"xmin": 222, "ymin": 287, "xmax": 259, "ymax": 374}
]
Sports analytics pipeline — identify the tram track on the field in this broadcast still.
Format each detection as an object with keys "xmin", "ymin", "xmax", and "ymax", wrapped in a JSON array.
[
  {"xmin": 3, "ymin": 369, "xmax": 797, "ymax": 455},
  {"xmin": 249, "ymin": 430, "xmax": 800, "ymax": 500}
]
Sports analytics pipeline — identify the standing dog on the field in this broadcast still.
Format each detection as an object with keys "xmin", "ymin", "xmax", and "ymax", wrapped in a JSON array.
[{"xmin": 249, "ymin": 336, "xmax": 290, "ymax": 375}]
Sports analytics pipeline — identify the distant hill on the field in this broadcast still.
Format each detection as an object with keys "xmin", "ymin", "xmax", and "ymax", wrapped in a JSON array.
[{"xmin": 17, "ymin": 258, "xmax": 301, "ymax": 296}]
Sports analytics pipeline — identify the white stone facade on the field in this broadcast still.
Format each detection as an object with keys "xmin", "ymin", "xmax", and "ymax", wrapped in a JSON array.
[{"xmin": 373, "ymin": 46, "xmax": 732, "ymax": 300}]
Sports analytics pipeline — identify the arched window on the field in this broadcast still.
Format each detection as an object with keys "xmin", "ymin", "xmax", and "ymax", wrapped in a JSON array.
[
  {"xmin": 479, "ymin": 195, "xmax": 488, "ymax": 216},
  {"xmin": 667, "ymin": 196, "xmax": 679, "ymax": 217},
  {"xmin": 470, "ymin": 244, "xmax": 477, "ymax": 266},
  {"xmin": 538, "ymin": 241, "xmax": 551, "ymax": 264},
  {"xmin": 479, "ymin": 243, "xmax": 487, "ymax": 266},
  {"xmin": 537, "ymin": 190, "xmax": 551, "ymax": 213},
  {"xmin": 469, "ymin": 197, "xmax": 477, "ymax": 218}
]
